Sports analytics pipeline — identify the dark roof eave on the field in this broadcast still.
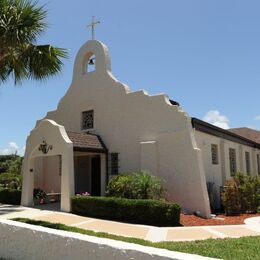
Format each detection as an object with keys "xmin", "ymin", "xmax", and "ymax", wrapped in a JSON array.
[
  {"xmin": 73, "ymin": 146, "xmax": 108, "ymax": 153},
  {"xmin": 192, "ymin": 117, "xmax": 260, "ymax": 149}
]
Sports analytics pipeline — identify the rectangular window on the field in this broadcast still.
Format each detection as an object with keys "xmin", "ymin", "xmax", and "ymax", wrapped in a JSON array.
[
  {"xmin": 211, "ymin": 144, "xmax": 218, "ymax": 165},
  {"xmin": 82, "ymin": 110, "xmax": 94, "ymax": 130},
  {"xmin": 110, "ymin": 153, "xmax": 119, "ymax": 175},
  {"xmin": 229, "ymin": 148, "xmax": 237, "ymax": 176},
  {"xmin": 257, "ymin": 154, "xmax": 260, "ymax": 176},
  {"xmin": 245, "ymin": 151, "xmax": 251, "ymax": 175}
]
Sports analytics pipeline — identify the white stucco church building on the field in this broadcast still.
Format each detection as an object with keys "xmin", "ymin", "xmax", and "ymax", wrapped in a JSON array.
[{"xmin": 21, "ymin": 38, "xmax": 260, "ymax": 218}]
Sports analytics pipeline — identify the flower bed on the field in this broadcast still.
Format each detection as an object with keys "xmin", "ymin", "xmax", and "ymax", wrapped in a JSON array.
[{"xmin": 180, "ymin": 213, "xmax": 260, "ymax": 226}]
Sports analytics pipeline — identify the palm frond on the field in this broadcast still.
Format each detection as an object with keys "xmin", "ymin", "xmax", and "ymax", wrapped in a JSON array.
[
  {"xmin": 22, "ymin": 44, "xmax": 68, "ymax": 81},
  {"xmin": 0, "ymin": 47, "xmax": 28, "ymax": 84},
  {"xmin": 0, "ymin": 0, "xmax": 68, "ymax": 85},
  {"xmin": 0, "ymin": 0, "xmax": 47, "ymax": 48}
]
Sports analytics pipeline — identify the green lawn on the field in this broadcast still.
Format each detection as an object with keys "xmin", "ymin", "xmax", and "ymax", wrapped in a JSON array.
[{"xmin": 13, "ymin": 218, "xmax": 260, "ymax": 260}]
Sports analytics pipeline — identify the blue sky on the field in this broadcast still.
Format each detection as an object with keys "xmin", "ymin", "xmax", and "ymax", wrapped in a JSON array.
[{"xmin": 1, "ymin": 0, "xmax": 260, "ymax": 155}]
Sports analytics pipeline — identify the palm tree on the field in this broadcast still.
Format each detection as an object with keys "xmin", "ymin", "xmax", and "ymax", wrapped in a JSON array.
[{"xmin": 0, "ymin": 0, "xmax": 67, "ymax": 84}]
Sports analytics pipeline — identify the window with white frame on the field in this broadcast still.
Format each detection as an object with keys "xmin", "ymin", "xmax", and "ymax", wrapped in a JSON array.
[
  {"xmin": 229, "ymin": 148, "xmax": 237, "ymax": 176},
  {"xmin": 211, "ymin": 144, "xmax": 219, "ymax": 165},
  {"xmin": 245, "ymin": 151, "xmax": 251, "ymax": 175},
  {"xmin": 82, "ymin": 110, "xmax": 94, "ymax": 130}
]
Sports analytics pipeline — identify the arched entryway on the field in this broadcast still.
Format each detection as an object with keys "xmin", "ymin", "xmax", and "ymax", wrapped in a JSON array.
[
  {"xmin": 21, "ymin": 120, "xmax": 74, "ymax": 212},
  {"xmin": 21, "ymin": 119, "xmax": 108, "ymax": 212}
]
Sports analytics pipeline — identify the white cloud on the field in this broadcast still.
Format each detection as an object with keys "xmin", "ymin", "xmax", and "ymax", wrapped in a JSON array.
[
  {"xmin": 9, "ymin": 142, "xmax": 19, "ymax": 150},
  {"xmin": 254, "ymin": 115, "xmax": 260, "ymax": 121},
  {"xmin": 203, "ymin": 110, "xmax": 230, "ymax": 129},
  {"xmin": 0, "ymin": 142, "xmax": 25, "ymax": 156}
]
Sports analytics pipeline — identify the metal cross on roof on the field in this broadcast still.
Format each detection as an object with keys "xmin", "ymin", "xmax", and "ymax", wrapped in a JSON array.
[{"xmin": 87, "ymin": 16, "xmax": 100, "ymax": 40}]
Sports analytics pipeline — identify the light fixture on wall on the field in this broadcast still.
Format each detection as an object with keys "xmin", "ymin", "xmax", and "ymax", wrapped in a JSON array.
[{"xmin": 38, "ymin": 140, "xmax": 53, "ymax": 154}]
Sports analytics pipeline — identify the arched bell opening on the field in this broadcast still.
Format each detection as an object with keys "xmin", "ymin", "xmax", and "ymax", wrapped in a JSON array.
[{"xmin": 84, "ymin": 52, "xmax": 96, "ymax": 73}]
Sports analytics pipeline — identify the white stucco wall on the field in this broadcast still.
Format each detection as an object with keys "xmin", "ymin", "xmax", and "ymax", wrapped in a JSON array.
[
  {"xmin": 35, "ymin": 40, "xmax": 211, "ymax": 217},
  {"xmin": 140, "ymin": 141, "xmax": 158, "ymax": 176},
  {"xmin": 0, "ymin": 219, "xmax": 217, "ymax": 260},
  {"xmin": 43, "ymin": 156, "xmax": 61, "ymax": 193},
  {"xmin": 34, "ymin": 156, "xmax": 61, "ymax": 194}
]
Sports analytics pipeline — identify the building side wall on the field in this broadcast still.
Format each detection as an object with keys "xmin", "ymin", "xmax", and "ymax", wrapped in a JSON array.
[{"xmin": 195, "ymin": 130, "xmax": 260, "ymax": 209}]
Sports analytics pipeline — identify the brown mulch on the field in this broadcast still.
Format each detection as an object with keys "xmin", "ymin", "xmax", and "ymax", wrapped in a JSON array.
[{"xmin": 180, "ymin": 213, "xmax": 260, "ymax": 226}]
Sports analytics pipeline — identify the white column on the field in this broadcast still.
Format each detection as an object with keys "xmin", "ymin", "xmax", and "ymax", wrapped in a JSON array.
[
  {"xmin": 21, "ymin": 158, "xmax": 35, "ymax": 207},
  {"xmin": 60, "ymin": 148, "xmax": 74, "ymax": 212},
  {"xmin": 238, "ymin": 145, "xmax": 244, "ymax": 172},
  {"xmin": 252, "ymin": 148, "xmax": 257, "ymax": 176},
  {"xmin": 220, "ymin": 139, "xmax": 226, "ymax": 184}
]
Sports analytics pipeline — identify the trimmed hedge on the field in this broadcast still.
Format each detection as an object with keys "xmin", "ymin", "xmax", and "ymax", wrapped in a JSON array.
[
  {"xmin": 0, "ymin": 188, "xmax": 21, "ymax": 205},
  {"xmin": 71, "ymin": 196, "xmax": 181, "ymax": 226}
]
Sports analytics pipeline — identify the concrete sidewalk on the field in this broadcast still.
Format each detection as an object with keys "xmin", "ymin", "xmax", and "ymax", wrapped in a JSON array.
[{"xmin": 0, "ymin": 204, "xmax": 259, "ymax": 242}]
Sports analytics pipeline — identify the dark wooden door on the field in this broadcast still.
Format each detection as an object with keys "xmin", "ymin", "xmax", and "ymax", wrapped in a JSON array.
[{"xmin": 91, "ymin": 157, "xmax": 101, "ymax": 196}]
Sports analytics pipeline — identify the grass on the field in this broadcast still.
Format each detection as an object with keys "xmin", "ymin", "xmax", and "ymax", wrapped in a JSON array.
[{"xmin": 13, "ymin": 218, "xmax": 260, "ymax": 260}]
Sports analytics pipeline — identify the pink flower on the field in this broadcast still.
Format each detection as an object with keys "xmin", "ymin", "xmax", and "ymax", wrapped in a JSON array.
[{"xmin": 76, "ymin": 191, "xmax": 90, "ymax": 196}]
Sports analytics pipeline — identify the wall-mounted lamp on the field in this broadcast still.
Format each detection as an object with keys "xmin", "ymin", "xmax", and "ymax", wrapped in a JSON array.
[{"xmin": 38, "ymin": 140, "xmax": 53, "ymax": 154}]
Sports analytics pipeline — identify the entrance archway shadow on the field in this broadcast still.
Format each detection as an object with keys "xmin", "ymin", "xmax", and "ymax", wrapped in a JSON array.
[
  {"xmin": 32, "ymin": 202, "xmax": 60, "ymax": 212},
  {"xmin": 0, "ymin": 204, "xmax": 26, "ymax": 216}
]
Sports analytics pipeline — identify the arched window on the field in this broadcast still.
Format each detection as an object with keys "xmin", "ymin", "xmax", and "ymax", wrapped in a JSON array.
[{"xmin": 85, "ymin": 53, "xmax": 96, "ymax": 73}]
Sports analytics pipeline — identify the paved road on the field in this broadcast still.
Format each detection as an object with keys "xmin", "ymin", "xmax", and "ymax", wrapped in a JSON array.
[{"xmin": 0, "ymin": 203, "xmax": 259, "ymax": 242}]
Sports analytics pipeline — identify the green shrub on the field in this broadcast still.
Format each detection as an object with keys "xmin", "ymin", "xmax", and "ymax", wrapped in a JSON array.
[
  {"xmin": 221, "ymin": 179, "xmax": 241, "ymax": 215},
  {"xmin": 0, "ymin": 188, "xmax": 21, "ymax": 205},
  {"xmin": 71, "ymin": 196, "xmax": 181, "ymax": 226},
  {"xmin": 234, "ymin": 172, "xmax": 260, "ymax": 213},
  {"xmin": 0, "ymin": 172, "xmax": 22, "ymax": 189},
  {"xmin": 106, "ymin": 171, "xmax": 166, "ymax": 200},
  {"xmin": 221, "ymin": 172, "xmax": 260, "ymax": 215}
]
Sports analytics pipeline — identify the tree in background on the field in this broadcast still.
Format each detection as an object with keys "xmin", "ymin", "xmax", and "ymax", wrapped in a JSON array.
[
  {"xmin": 0, "ymin": 154, "xmax": 22, "ymax": 174},
  {"xmin": 0, "ymin": 155, "xmax": 23, "ymax": 189},
  {"xmin": 0, "ymin": 0, "xmax": 67, "ymax": 84}
]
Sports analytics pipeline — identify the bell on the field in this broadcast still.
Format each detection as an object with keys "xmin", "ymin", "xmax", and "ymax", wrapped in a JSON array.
[{"xmin": 88, "ymin": 58, "xmax": 95, "ymax": 65}]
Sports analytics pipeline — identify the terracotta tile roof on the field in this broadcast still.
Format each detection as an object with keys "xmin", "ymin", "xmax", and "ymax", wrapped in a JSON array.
[
  {"xmin": 228, "ymin": 128, "xmax": 260, "ymax": 144},
  {"xmin": 66, "ymin": 131, "xmax": 107, "ymax": 152}
]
